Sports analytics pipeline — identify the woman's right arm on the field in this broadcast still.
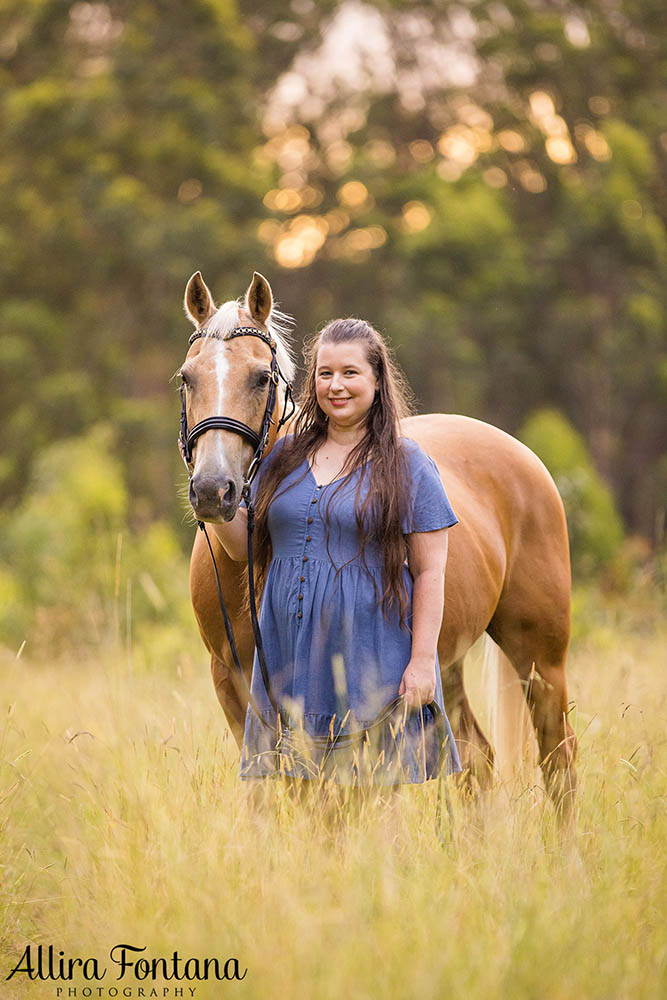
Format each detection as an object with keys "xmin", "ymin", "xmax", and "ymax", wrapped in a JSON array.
[{"xmin": 211, "ymin": 506, "xmax": 249, "ymax": 561}]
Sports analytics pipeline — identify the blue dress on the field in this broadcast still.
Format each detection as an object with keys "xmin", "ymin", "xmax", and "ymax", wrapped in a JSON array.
[{"xmin": 240, "ymin": 435, "xmax": 462, "ymax": 784}]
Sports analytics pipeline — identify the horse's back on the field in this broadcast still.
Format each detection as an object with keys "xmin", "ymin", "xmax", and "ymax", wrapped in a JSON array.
[
  {"xmin": 401, "ymin": 413, "xmax": 568, "ymax": 550},
  {"xmin": 402, "ymin": 413, "xmax": 561, "ymax": 505}
]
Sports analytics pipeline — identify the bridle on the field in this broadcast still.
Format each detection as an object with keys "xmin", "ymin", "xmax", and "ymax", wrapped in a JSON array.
[
  {"xmin": 178, "ymin": 324, "xmax": 452, "ymax": 820},
  {"xmin": 179, "ymin": 324, "xmax": 295, "ymax": 496}
]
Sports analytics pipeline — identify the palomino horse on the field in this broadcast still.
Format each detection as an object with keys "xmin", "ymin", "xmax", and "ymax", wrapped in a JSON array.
[{"xmin": 180, "ymin": 271, "xmax": 577, "ymax": 816}]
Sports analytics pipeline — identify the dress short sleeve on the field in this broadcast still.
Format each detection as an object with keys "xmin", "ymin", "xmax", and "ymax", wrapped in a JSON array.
[{"xmin": 401, "ymin": 438, "xmax": 458, "ymax": 534}]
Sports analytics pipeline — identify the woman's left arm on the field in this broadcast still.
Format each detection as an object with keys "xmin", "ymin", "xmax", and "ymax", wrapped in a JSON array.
[{"xmin": 399, "ymin": 528, "xmax": 450, "ymax": 707}]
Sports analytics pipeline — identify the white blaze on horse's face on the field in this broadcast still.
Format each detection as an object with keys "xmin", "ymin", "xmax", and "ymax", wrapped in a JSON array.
[{"xmin": 181, "ymin": 271, "xmax": 294, "ymax": 522}]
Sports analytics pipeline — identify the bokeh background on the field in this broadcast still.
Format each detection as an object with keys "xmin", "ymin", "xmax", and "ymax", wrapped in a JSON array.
[
  {"xmin": 1, "ymin": 7, "xmax": 666, "ymax": 998},
  {"xmin": 0, "ymin": 0, "xmax": 665, "ymax": 654}
]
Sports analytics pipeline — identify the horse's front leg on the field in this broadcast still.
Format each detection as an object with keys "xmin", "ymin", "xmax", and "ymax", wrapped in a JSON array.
[
  {"xmin": 210, "ymin": 653, "xmax": 248, "ymax": 749},
  {"xmin": 190, "ymin": 528, "xmax": 253, "ymax": 750}
]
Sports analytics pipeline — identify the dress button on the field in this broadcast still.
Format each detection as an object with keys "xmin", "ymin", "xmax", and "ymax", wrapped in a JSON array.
[
  {"xmin": 311, "ymin": 498, "xmax": 317, "ymax": 504},
  {"xmin": 298, "ymin": 594, "xmax": 303, "ymax": 600},
  {"xmin": 307, "ymin": 516, "xmax": 313, "ymax": 524},
  {"xmin": 297, "ymin": 612, "xmax": 303, "ymax": 619},
  {"xmin": 303, "ymin": 556, "xmax": 308, "ymax": 562},
  {"xmin": 300, "ymin": 576, "xmax": 305, "ymax": 582}
]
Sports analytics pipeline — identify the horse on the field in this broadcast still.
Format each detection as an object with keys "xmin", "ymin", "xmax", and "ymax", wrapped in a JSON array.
[{"xmin": 179, "ymin": 270, "xmax": 577, "ymax": 818}]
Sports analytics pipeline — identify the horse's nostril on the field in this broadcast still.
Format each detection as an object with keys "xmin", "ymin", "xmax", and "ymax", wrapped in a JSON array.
[
  {"xmin": 219, "ymin": 479, "xmax": 236, "ymax": 506},
  {"xmin": 189, "ymin": 479, "xmax": 198, "ymax": 507}
]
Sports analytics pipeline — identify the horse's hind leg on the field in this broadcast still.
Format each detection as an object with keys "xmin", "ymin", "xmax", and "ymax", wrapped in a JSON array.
[
  {"xmin": 441, "ymin": 657, "xmax": 494, "ymax": 792},
  {"xmin": 487, "ymin": 605, "xmax": 577, "ymax": 821},
  {"xmin": 210, "ymin": 654, "xmax": 248, "ymax": 749},
  {"xmin": 528, "ymin": 658, "xmax": 577, "ymax": 816}
]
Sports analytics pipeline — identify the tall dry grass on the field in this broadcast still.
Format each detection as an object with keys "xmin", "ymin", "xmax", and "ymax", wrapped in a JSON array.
[{"xmin": 1, "ymin": 590, "xmax": 665, "ymax": 999}]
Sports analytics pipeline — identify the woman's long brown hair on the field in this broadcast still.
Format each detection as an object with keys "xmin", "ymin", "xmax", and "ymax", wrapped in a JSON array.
[{"xmin": 251, "ymin": 318, "xmax": 416, "ymax": 628}]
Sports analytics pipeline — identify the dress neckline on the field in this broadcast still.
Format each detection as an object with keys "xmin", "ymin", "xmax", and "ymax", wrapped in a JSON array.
[{"xmin": 305, "ymin": 460, "xmax": 363, "ymax": 489}]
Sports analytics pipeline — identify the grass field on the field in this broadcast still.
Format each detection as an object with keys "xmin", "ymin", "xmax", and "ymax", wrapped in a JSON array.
[{"xmin": 1, "ymin": 588, "xmax": 665, "ymax": 1000}]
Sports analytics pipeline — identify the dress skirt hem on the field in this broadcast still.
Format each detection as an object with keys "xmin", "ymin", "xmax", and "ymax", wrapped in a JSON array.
[{"xmin": 240, "ymin": 706, "xmax": 462, "ymax": 786}]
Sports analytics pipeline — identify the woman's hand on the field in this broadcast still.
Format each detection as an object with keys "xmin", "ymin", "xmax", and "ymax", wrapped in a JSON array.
[{"xmin": 399, "ymin": 656, "xmax": 437, "ymax": 708}]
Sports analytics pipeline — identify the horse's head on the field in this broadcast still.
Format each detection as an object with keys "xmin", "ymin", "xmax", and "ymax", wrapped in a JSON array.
[{"xmin": 180, "ymin": 271, "xmax": 295, "ymax": 522}]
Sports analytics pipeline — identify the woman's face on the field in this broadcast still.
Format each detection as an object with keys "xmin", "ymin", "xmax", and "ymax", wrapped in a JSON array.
[{"xmin": 315, "ymin": 340, "xmax": 379, "ymax": 428}]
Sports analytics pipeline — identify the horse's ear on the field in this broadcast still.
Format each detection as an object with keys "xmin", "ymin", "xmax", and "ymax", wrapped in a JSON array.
[
  {"xmin": 245, "ymin": 272, "xmax": 273, "ymax": 325},
  {"xmin": 184, "ymin": 271, "xmax": 216, "ymax": 326}
]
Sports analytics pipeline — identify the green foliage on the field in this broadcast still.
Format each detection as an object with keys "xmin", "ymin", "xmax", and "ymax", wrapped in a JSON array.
[
  {"xmin": 0, "ymin": 0, "xmax": 271, "ymax": 531},
  {"xmin": 0, "ymin": 425, "xmax": 192, "ymax": 654},
  {"xmin": 0, "ymin": 0, "xmax": 664, "ymax": 574},
  {"xmin": 520, "ymin": 408, "xmax": 624, "ymax": 576},
  {"xmin": 254, "ymin": 0, "xmax": 666, "ymax": 540}
]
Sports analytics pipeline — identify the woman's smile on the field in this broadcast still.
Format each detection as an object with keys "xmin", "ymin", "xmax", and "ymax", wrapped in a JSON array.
[{"xmin": 315, "ymin": 341, "xmax": 378, "ymax": 426}]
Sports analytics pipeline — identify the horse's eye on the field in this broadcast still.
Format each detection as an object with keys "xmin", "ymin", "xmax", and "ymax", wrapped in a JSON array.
[
  {"xmin": 180, "ymin": 372, "xmax": 190, "ymax": 387},
  {"xmin": 257, "ymin": 372, "xmax": 270, "ymax": 388}
]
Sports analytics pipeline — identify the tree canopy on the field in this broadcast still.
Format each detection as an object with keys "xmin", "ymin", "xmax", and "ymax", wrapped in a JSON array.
[{"xmin": 1, "ymin": 0, "xmax": 664, "ymax": 554}]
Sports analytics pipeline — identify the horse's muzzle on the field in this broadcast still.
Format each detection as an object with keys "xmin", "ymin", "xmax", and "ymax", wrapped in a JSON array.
[{"xmin": 189, "ymin": 473, "xmax": 238, "ymax": 521}]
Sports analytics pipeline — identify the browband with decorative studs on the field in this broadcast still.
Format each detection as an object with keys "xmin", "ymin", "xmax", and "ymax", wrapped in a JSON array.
[{"xmin": 188, "ymin": 325, "xmax": 276, "ymax": 349}]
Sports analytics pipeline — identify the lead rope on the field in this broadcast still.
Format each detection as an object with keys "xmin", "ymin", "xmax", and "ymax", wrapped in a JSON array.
[
  {"xmin": 198, "ymin": 520, "xmax": 275, "ymax": 731},
  {"xmin": 243, "ymin": 493, "xmax": 290, "ymax": 732}
]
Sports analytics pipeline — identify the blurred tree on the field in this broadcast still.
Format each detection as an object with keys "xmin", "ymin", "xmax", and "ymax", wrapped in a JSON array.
[
  {"xmin": 0, "ymin": 0, "xmax": 664, "ymax": 557},
  {"xmin": 0, "ymin": 0, "xmax": 271, "ymax": 526},
  {"xmin": 252, "ymin": 0, "xmax": 666, "ymax": 542},
  {"xmin": 520, "ymin": 408, "xmax": 624, "ymax": 576},
  {"xmin": 0, "ymin": 423, "xmax": 193, "ymax": 653},
  {"xmin": 465, "ymin": 0, "xmax": 667, "ymax": 545}
]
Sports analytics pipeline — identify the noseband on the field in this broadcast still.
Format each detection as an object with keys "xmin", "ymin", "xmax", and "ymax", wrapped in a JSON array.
[{"xmin": 179, "ymin": 324, "xmax": 295, "ymax": 496}]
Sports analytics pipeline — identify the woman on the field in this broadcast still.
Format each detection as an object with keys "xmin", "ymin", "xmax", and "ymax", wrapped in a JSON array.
[{"xmin": 213, "ymin": 318, "xmax": 461, "ymax": 785}]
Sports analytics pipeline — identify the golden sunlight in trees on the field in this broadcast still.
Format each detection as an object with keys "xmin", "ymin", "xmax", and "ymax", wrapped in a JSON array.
[
  {"xmin": 337, "ymin": 181, "xmax": 370, "ymax": 209},
  {"xmin": 402, "ymin": 201, "xmax": 432, "ymax": 233},
  {"xmin": 546, "ymin": 136, "xmax": 577, "ymax": 165}
]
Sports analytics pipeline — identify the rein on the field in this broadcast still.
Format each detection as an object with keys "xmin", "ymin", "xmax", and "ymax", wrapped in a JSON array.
[{"xmin": 179, "ymin": 324, "xmax": 452, "ymax": 799}]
